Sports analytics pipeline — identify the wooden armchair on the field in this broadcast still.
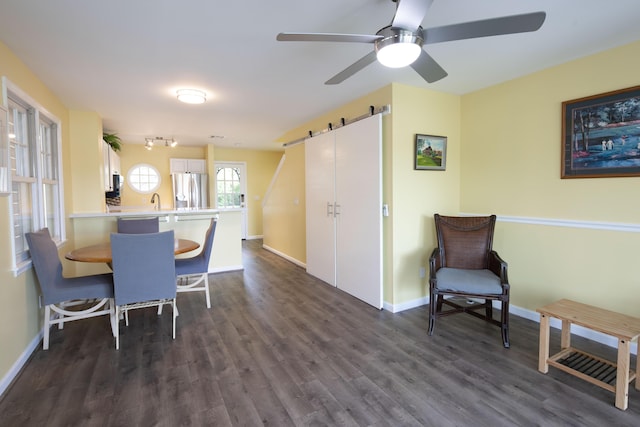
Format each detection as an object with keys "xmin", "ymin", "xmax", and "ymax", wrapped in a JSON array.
[{"xmin": 428, "ymin": 214, "xmax": 510, "ymax": 348}]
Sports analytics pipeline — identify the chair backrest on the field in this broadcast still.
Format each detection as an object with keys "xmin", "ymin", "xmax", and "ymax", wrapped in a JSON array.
[
  {"xmin": 198, "ymin": 218, "xmax": 217, "ymax": 264},
  {"xmin": 434, "ymin": 214, "xmax": 496, "ymax": 269},
  {"xmin": 110, "ymin": 230, "xmax": 176, "ymax": 306},
  {"xmin": 116, "ymin": 217, "xmax": 159, "ymax": 234},
  {"xmin": 24, "ymin": 228, "xmax": 64, "ymax": 304}
]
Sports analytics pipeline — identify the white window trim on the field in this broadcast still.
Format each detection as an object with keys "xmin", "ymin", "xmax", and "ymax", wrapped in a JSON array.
[{"xmin": 3, "ymin": 77, "xmax": 65, "ymax": 275}]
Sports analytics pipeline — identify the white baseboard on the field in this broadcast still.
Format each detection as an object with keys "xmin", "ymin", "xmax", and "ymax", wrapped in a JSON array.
[
  {"xmin": 384, "ymin": 297, "xmax": 638, "ymax": 356},
  {"xmin": 262, "ymin": 244, "xmax": 306, "ymax": 268},
  {"xmin": 0, "ymin": 331, "xmax": 42, "ymax": 398},
  {"xmin": 383, "ymin": 296, "xmax": 428, "ymax": 313},
  {"xmin": 246, "ymin": 235, "xmax": 263, "ymax": 240}
]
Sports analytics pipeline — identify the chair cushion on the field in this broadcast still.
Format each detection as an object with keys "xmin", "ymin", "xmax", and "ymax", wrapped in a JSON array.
[{"xmin": 435, "ymin": 268, "xmax": 502, "ymax": 294}]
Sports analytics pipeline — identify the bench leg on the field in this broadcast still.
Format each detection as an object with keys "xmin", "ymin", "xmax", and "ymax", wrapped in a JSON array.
[
  {"xmin": 561, "ymin": 319, "xmax": 571, "ymax": 350},
  {"xmin": 538, "ymin": 314, "xmax": 550, "ymax": 373},
  {"xmin": 615, "ymin": 338, "xmax": 630, "ymax": 410}
]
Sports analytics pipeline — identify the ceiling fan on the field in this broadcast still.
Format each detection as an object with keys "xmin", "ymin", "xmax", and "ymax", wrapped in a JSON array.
[{"xmin": 277, "ymin": 0, "xmax": 546, "ymax": 85}]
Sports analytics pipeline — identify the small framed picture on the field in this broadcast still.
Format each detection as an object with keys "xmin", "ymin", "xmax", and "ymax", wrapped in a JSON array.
[
  {"xmin": 562, "ymin": 85, "xmax": 640, "ymax": 178},
  {"xmin": 415, "ymin": 134, "xmax": 447, "ymax": 170}
]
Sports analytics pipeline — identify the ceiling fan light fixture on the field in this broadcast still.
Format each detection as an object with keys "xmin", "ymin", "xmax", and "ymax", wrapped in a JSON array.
[
  {"xmin": 375, "ymin": 27, "xmax": 423, "ymax": 68},
  {"xmin": 176, "ymin": 89, "xmax": 206, "ymax": 104}
]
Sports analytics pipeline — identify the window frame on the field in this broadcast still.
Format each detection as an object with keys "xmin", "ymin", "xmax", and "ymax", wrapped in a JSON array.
[
  {"xmin": 127, "ymin": 163, "xmax": 161, "ymax": 194},
  {"xmin": 4, "ymin": 77, "xmax": 65, "ymax": 275}
]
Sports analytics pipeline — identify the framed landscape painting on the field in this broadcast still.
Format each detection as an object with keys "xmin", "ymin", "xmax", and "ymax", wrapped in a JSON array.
[
  {"xmin": 562, "ymin": 85, "xmax": 640, "ymax": 178},
  {"xmin": 415, "ymin": 134, "xmax": 446, "ymax": 170}
]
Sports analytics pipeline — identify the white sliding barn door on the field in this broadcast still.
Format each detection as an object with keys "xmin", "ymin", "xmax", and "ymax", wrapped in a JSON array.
[
  {"xmin": 305, "ymin": 131, "xmax": 336, "ymax": 286},
  {"xmin": 334, "ymin": 115, "xmax": 382, "ymax": 309},
  {"xmin": 304, "ymin": 114, "xmax": 382, "ymax": 309}
]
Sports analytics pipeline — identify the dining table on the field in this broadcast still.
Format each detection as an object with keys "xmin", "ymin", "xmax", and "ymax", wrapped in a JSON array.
[{"xmin": 65, "ymin": 238, "xmax": 200, "ymax": 263}]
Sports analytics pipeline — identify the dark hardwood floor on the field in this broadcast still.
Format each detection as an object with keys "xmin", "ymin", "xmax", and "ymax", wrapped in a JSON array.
[{"xmin": 1, "ymin": 239, "xmax": 638, "ymax": 426}]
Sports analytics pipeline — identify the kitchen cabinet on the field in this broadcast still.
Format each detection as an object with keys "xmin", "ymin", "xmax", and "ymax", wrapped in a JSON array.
[
  {"xmin": 170, "ymin": 158, "xmax": 206, "ymax": 174},
  {"xmin": 305, "ymin": 114, "xmax": 383, "ymax": 309},
  {"xmin": 103, "ymin": 140, "xmax": 121, "ymax": 191}
]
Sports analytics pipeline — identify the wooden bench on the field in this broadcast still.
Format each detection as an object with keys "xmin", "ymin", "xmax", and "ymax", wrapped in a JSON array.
[{"xmin": 537, "ymin": 299, "xmax": 640, "ymax": 410}]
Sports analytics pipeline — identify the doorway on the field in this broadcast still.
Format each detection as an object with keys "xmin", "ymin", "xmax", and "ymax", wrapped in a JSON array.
[{"xmin": 214, "ymin": 161, "xmax": 248, "ymax": 239}]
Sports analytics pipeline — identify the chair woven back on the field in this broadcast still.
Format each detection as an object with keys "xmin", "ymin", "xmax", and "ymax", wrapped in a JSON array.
[
  {"xmin": 435, "ymin": 214, "xmax": 496, "ymax": 269},
  {"xmin": 110, "ymin": 230, "xmax": 176, "ymax": 306},
  {"xmin": 117, "ymin": 217, "xmax": 159, "ymax": 234}
]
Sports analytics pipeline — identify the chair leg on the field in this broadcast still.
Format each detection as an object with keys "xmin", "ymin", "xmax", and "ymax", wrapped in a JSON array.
[
  {"xmin": 172, "ymin": 300, "xmax": 176, "ymax": 340},
  {"xmin": 43, "ymin": 305, "xmax": 51, "ymax": 350},
  {"xmin": 485, "ymin": 299, "xmax": 493, "ymax": 320},
  {"xmin": 204, "ymin": 274, "xmax": 211, "ymax": 309},
  {"xmin": 115, "ymin": 306, "xmax": 120, "ymax": 350},
  {"xmin": 428, "ymin": 291, "xmax": 437, "ymax": 336},
  {"xmin": 501, "ymin": 300, "xmax": 510, "ymax": 348},
  {"xmin": 109, "ymin": 299, "xmax": 117, "ymax": 337}
]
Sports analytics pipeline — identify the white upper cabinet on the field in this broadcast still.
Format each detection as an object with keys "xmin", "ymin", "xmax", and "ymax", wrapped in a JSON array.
[
  {"xmin": 170, "ymin": 158, "xmax": 206, "ymax": 174},
  {"xmin": 103, "ymin": 140, "xmax": 121, "ymax": 191}
]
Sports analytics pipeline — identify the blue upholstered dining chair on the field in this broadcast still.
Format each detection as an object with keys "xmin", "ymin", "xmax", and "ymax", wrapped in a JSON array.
[
  {"xmin": 110, "ymin": 230, "xmax": 177, "ymax": 349},
  {"xmin": 116, "ymin": 217, "xmax": 159, "ymax": 234},
  {"xmin": 175, "ymin": 218, "xmax": 217, "ymax": 308},
  {"xmin": 25, "ymin": 228, "xmax": 115, "ymax": 350}
]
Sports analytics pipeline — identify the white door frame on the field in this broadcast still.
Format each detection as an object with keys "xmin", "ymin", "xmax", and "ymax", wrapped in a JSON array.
[{"xmin": 214, "ymin": 161, "xmax": 248, "ymax": 239}]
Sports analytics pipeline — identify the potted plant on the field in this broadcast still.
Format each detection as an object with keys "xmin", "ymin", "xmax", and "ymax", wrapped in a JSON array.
[{"xmin": 103, "ymin": 132, "xmax": 122, "ymax": 152}]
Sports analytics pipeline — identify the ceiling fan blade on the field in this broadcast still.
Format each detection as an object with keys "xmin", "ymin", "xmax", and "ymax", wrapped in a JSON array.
[
  {"xmin": 277, "ymin": 32, "xmax": 380, "ymax": 43},
  {"xmin": 423, "ymin": 11, "xmax": 546, "ymax": 45},
  {"xmin": 391, "ymin": 0, "xmax": 433, "ymax": 31},
  {"xmin": 410, "ymin": 50, "xmax": 448, "ymax": 83},
  {"xmin": 325, "ymin": 51, "xmax": 378, "ymax": 85}
]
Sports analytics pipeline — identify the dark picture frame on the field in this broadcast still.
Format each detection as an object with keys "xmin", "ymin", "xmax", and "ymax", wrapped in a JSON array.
[
  {"xmin": 415, "ymin": 134, "xmax": 447, "ymax": 170},
  {"xmin": 562, "ymin": 85, "xmax": 640, "ymax": 178}
]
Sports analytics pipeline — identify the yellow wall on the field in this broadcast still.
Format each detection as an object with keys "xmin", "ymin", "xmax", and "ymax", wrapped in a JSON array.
[
  {"xmin": 68, "ymin": 111, "xmax": 105, "ymax": 213},
  {"xmin": 262, "ymin": 144, "xmax": 306, "ymax": 262},
  {"xmin": 212, "ymin": 147, "xmax": 284, "ymax": 238},
  {"xmin": 118, "ymin": 143, "xmax": 205, "ymax": 209},
  {"xmin": 0, "ymin": 41, "xmax": 70, "ymax": 386},
  {"xmin": 461, "ymin": 40, "xmax": 640, "ymax": 315},
  {"xmin": 390, "ymin": 84, "xmax": 461, "ymax": 305}
]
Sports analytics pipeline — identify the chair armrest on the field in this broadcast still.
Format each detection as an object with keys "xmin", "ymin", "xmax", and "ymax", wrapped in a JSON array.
[
  {"xmin": 429, "ymin": 247, "xmax": 442, "ymax": 279},
  {"xmin": 488, "ymin": 250, "xmax": 509, "ymax": 287}
]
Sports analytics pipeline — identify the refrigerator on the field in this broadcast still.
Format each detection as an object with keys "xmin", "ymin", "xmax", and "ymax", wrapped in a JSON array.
[{"xmin": 172, "ymin": 173, "xmax": 208, "ymax": 209}]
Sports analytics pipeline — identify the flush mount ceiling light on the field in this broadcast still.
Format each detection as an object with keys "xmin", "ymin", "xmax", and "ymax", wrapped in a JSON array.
[
  {"xmin": 374, "ymin": 27, "xmax": 423, "ymax": 68},
  {"xmin": 176, "ymin": 89, "xmax": 206, "ymax": 104},
  {"xmin": 144, "ymin": 137, "xmax": 177, "ymax": 150}
]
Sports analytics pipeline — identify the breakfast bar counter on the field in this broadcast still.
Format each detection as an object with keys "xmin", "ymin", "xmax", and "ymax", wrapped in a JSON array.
[{"xmin": 66, "ymin": 208, "xmax": 243, "ymax": 276}]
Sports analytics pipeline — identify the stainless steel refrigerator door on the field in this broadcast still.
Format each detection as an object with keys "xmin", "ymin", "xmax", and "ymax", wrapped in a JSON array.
[{"xmin": 172, "ymin": 173, "xmax": 208, "ymax": 209}]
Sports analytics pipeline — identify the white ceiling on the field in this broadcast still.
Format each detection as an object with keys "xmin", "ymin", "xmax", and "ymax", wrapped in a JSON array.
[{"xmin": 1, "ymin": 0, "xmax": 639, "ymax": 151}]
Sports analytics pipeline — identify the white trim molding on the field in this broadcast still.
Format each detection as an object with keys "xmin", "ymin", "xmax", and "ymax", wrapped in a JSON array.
[{"xmin": 461, "ymin": 213, "xmax": 640, "ymax": 233}]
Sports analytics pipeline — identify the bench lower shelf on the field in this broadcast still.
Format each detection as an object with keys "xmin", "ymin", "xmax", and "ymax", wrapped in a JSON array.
[{"xmin": 548, "ymin": 347, "xmax": 636, "ymax": 393}]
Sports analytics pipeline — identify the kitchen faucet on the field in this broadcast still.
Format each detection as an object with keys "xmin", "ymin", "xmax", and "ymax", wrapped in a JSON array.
[{"xmin": 150, "ymin": 192, "xmax": 161, "ymax": 210}]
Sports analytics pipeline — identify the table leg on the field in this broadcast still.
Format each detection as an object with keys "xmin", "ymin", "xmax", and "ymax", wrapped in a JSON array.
[
  {"xmin": 538, "ymin": 313, "xmax": 550, "ymax": 373},
  {"xmin": 615, "ymin": 338, "xmax": 630, "ymax": 410},
  {"xmin": 561, "ymin": 319, "xmax": 571, "ymax": 349}
]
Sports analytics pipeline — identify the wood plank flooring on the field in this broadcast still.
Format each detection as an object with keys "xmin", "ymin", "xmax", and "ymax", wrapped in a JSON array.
[{"xmin": 1, "ymin": 239, "xmax": 639, "ymax": 426}]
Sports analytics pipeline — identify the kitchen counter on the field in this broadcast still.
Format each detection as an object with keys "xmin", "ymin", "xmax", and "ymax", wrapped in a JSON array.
[
  {"xmin": 66, "ymin": 208, "xmax": 243, "ymax": 276},
  {"xmin": 69, "ymin": 207, "xmax": 238, "ymax": 218}
]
